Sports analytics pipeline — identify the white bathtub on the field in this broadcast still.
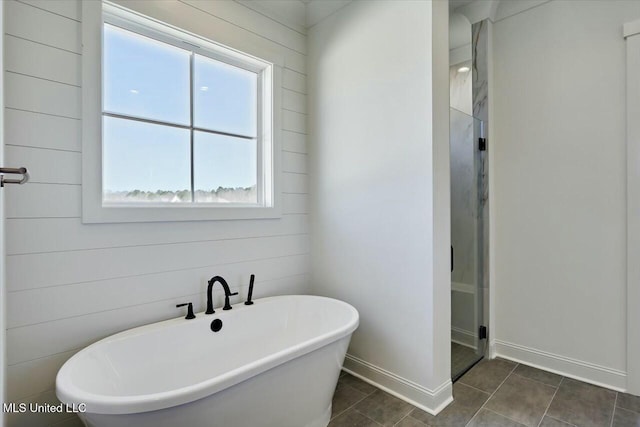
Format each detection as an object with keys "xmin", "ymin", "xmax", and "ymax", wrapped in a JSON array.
[{"xmin": 56, "ymin": 295, "xmax": 359, "ymax": 427}]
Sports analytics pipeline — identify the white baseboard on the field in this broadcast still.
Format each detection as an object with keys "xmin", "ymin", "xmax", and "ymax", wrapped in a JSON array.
[
  {"xmin": 488, "ymin": 339, "xmax": 497, "ymax": 359},
  {"xmin": 343, "ymin": 354, "xmax": 453, "ymax": 415},
  {"xmin": 494, "ymin": 339, "xmax": 627, "ymax": 391},
  {"xmin": 452, "ymin": 327, "xmax": 477, "ymax": 349}
]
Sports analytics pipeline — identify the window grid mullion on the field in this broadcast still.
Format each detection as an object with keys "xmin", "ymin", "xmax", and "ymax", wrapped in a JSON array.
[{"xmin": 101, "ymin": 111, "xmax": 256, "ymax": 140}]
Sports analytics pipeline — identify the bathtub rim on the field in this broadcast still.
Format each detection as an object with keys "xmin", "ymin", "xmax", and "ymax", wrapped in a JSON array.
[{"xmin": 56, "ymin": 294, "xmax": 359, "ymax": 415}]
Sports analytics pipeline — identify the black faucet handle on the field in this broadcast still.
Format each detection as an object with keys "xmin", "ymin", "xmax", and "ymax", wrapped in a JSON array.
[
  {"xmin": 176, "ymin": 302, "xmax": 196, "ymax": 319},
  {"xmin": 222, "ymin": 291, "xmax": 239, "ymax": 311}
]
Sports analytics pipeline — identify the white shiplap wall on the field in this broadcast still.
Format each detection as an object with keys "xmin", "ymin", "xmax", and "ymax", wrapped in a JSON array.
[{"xmin": 2, "ymin": 1, "xmax": 308, "ymax": 426}]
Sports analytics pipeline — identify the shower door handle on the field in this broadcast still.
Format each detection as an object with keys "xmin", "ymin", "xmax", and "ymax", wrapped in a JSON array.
[{"xmin": 451, "ymin": 246, "xmax": 454, "ymax": 272}]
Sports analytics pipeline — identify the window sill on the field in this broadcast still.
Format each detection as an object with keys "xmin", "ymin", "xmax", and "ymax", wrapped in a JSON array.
[{"xmin": 82, "ymin": 203, "xmax": 282, "ymax": 224}]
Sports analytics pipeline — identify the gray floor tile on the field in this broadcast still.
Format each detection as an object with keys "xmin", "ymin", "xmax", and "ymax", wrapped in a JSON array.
[
  {"xmin": 458, "ymin": 358, "xmax": 517, "ymax": 393},
  {"xmin": 340, "ymin": 373, "xmax": 378, "ymax": 396},
  {"xmin": 611, "ymin": 407, "xmax": 640, "ymax": 427},
  {"xmin": 333, "ymin": 381, "xmax": 368, "ymax": 418},
  {"xmin": 410, "ymin": 383, "xmax": 490, "ymax": 426},
  {"xmin": 546, "ymin": 378, "xmax": 616, "ymax": 427},
  {"xmin": 617, "ymin": 393, "xmax": 640, "ymax": 414},
  {"xmin": 354, "ymin": 390, "xmax": 414, "ymax": 426},
  {"xmin": 467, "ymin": 408, "xmax": 527, "ymax": 427},
  {"xmin": 330, "ymin": 362, "xmax": 629, "ymax": 427},
  {"xmin": 538, "ymin": 416, "xmax": 576, "ymax": 427},
  {"xmin": 485, "ymin": 373, "xmax": 556, "ymax": 426},
  {"xmin": 329, "ymin": 408, "xmax": 381, "ymax": 427},
  {"xmin": 513, "ymin": 364, "xmax": 563, "ymax": 388},
  {"xmin": 394, "ymin": 416, "xmax": 429, "ymax": 427}
]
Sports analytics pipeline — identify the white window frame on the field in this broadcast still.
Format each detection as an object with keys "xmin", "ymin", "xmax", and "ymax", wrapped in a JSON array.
[{"xmin": 82, "ymin": 1, "xmax": 283, "ymax": 223}]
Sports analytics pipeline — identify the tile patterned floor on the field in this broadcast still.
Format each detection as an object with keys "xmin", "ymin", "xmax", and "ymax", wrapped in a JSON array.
[{"xmin": 330, "ymin": 360, "xmax": 640, "ymax": 427}]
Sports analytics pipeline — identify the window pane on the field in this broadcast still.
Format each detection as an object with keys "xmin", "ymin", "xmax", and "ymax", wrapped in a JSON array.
[
  {"xmin": 193, "ymin": 132, "xmax": 257, "ymax": 204},
  {"xmin": 104, "ymin": 24, "xmax": 190, "ymax": 125},
  {"xmin": 103, "ymin": 116, "xmax": 191, "ymax": 203},
  {"xmin": 194, "ymin": 55, "xmax": 257, "ymax": 137}
]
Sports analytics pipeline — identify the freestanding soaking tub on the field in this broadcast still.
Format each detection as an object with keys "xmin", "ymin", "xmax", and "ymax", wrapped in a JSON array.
[{"xmin": 56, "ymin": 295, "xmax": 359, "ymax": 427}]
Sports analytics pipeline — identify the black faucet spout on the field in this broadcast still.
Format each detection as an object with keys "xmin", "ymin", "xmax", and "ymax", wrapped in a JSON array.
[{"xmin": 206, "ymin": 276, "xmax": 239, "ymax": 314}]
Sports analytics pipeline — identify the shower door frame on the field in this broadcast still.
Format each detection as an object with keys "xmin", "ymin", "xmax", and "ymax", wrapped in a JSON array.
[{"xmin": 450, "ymin": 108, "xmax": 486, "ymax": 382}]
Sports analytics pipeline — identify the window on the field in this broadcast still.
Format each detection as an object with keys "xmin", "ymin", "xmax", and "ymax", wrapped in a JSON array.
[{"xmin": 82, "ymin": 2, "xmax": 282, "ymax": 223}]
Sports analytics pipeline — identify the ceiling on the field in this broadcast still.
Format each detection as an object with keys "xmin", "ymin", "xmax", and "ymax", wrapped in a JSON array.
[
  {"xmin": 237, "ymin": 0, "xmax": 353, "ymax": 31},
  {"xmin": 306, "ymin": 0, "xmax": 353, "ymax": 28},
  {"xmin": 240, "ymin": 0, "xmax": 481, "ymax": 32}
]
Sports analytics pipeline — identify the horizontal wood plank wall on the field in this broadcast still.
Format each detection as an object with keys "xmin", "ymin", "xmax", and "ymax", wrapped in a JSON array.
[{"xmin": 2, "ymin": 1, "xmax": 308, "ymax": 425}]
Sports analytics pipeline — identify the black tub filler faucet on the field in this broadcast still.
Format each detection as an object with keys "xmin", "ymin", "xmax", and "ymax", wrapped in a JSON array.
[{"xmin": 206, "ymin": 276, "xmax": 238, "ymax": 314}]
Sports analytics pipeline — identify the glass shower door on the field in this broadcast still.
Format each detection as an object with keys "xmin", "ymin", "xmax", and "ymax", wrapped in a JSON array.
[{"xmin": 450, "ymin": 107, "xmax": 486, "ymax": 380}]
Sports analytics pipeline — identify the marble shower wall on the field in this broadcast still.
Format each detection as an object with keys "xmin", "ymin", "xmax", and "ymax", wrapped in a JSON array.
[
  {"xmin": 472, "ymin": 19, "xmax": 490, "ymax": 333},
  {"xmin": 450, "ymin": 61, "xmax": 472, "ymax": 116},
  {"xmin": 473, "ymin": 21, "xmax": 489, "ymax": 124}
]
